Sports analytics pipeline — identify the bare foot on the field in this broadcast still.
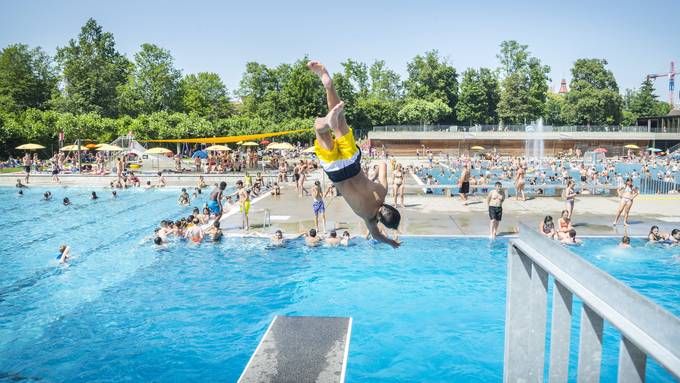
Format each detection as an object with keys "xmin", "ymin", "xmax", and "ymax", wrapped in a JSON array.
[
  {"xmin": 307, "ymin": 61, "xmax": 332, "ymax": 87},
  {"xmin": 314, "ymin": 117, "xmax": 330, "ymax": 134},
  {"xmin": 327, "ymin": 101, "xmax": 345, "ymax": 130}
]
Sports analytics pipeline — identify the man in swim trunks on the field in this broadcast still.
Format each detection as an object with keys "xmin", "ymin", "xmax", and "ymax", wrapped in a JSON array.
[
  {"xmin": 236, "ymin": 180, "xmax": 250, "ymax": 230},
  {"xmin": 308, "ymin": 61, "xmax": 400, "ymax": 248},
  {"xmin": 304, "ymin": 228, "xmax": 322, "ymax": 247},
  {"xmin": 22, "ymin": 153, "xmax": 32, "ymax": 184},
  {"xmin": 458, "ymin": 163, "xmax": 471, "ymax": 205},
  {"xmin": 486, "ymin": 181, "xmax": 505, "ymax": 240},
  {"xmin": 311, "ymin": 180, "xmax": 326, "ymax": 234},
  {"xmin": 208, "ymin": 181, "xmax": 226, "ymax": 220}
]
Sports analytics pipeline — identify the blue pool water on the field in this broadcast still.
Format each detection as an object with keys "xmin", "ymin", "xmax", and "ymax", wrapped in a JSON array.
[{"xmin": 0, "ymin": 187, "xmax": 678, "ymax": 382}]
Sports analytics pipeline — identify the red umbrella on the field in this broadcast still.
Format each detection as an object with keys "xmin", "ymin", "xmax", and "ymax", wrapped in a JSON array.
[
  {"xmin": 593, "ymin": 148, "xmax": 608, "ymax": 153},
  {"xmin": 260, "ymin": 140, "xmax": 271, "ymax": 145}
]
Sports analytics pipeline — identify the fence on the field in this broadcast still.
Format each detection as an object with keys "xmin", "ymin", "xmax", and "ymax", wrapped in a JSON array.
[
  {"xmin": 504, "ymin": 223, "xmax": 680, "ymax": 382},
  {"xmin": 372, "ymin": 125, "xmax": 680, "ymax": 134},
  {"xmin": 639, "ymin": 177, "xmax": 680, "ymax": 194}
]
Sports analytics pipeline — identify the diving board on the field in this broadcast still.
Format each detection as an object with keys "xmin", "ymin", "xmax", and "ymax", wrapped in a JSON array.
[{"xmin": 238, "ymin": 315, "xmax": 352, "ymax": 383}]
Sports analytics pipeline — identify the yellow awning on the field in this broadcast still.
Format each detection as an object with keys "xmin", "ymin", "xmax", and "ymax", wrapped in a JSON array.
[{"xmin": 141, "ymin": 129, "xmax": 306, "ymax": 144}]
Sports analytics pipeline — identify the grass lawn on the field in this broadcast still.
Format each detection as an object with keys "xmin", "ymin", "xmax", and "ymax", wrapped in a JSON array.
[{"xmin": 0, "ymin": 167, "xmax": 22, "ymax": 173}]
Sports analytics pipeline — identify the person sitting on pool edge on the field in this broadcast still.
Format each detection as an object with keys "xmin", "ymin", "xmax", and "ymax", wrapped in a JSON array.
[{"xmin": 308, "ymin": 60, "xmax": 400, "ymax": 248}]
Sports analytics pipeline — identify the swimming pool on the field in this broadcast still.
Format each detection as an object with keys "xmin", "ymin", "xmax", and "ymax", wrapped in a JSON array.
[{"xmin": 0, "ymin": 187, "xmax": 678, "ymax": 382}]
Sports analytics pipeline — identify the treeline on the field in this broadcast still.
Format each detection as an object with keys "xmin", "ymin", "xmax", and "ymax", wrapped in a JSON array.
[{"xmin": 0, "ymin": 18, "xmax": 671, "ymax": 155}]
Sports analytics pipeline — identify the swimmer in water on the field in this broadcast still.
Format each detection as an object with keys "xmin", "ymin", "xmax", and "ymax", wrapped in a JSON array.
[
  {"xmin": 340, "ymin": 231, "xmax": 351, "ymax": 246},
  {"xmin": 308, "ymin": 61, "xmax": 400, "ymax": 248},
  {"xmin": 619, "ymin": 236, "xmax": 631, "ymax": 248},
  {"xmin": 178, "ymin": 188, "xmax": 190, "ymax": 206},
  {"xmin": 17, "ymin": 189, "xmax": 23, "ymax": 196},
  {"xmin": 90, "ymin": 191, "xmax": 98, "ymax": 200},
  {"xmin": 16, "ymin": 178, "xmax": 27, "ymax": 188},
  {"xmin": 43, "ymin": 191, "xmax": 52, "ymax": 201},
  {"xmin": 304, "ymin": 228, "xmax": 322, "ymax": 247},
  {"xmin": 112, "ymin": 190, "xmax": 117, "ymax": 198},
  {"xmin": 185, "ymin": 218, "xmax": 204, "ymax": 244},
  {"xmin": 561, "ymin": 229, "xmax": 581, "ymax": 245},
  {"xmin": 63, "ymin": 197, "xmax": 71, "ymax": 206},
  {"xmin": 206, "ymin": 220, "xmax": 223, "ymax": 242},
  {"xmin": 325, "ymin": 230, "xmax": 341, "ymax": 246},
  {"xmin": 647, "ymin": 225, "xmax": 668, "ymax": 243},
  {"xmin": 56, "ymin": 245, "xmax": 71, "ymax": 264},
  {"xmin": 670, "ymin": 229, "xmax": 680, "ymax": 245}
]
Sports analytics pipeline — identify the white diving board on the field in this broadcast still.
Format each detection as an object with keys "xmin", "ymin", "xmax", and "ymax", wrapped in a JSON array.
[{"xmin": 238, "ymin": 315, "xmax": 352, "ymax": 383}]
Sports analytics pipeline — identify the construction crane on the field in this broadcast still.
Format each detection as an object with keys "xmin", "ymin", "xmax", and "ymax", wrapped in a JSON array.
[{"xmin": 646, "ymin": 61, "xmax": 677, "ymax": 108}]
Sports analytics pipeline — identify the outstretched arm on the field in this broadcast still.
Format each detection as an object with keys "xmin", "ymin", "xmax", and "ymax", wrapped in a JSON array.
[
  {"xmin": 365, "ymin": 219, "xmax": 400, "ymax": 249},
  {"xmin": 378, "ymin": 162, "xmax": 388, "ymax": 190}
]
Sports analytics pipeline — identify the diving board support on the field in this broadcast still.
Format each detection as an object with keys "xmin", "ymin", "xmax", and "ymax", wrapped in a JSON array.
[{"xmin": 238, "ymin": 315, "xmax": 352, "ymax": 383}]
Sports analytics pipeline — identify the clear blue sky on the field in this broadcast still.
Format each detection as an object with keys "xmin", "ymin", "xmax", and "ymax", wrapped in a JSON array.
[{"xmin": 1, "ymin": 0, "xmax": 679, "ymax": 103}]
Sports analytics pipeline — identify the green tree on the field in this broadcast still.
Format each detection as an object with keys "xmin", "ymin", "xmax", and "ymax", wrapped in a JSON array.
[
  {"xmin": 562, "ymin": 58, "xmax": 622, "ymax": 125},
  {"xmin": 279, "ymin": 58, "xmax": 326, "ymax": 119},
  {"xmin": 119, "ymin": 43, "xmax": 182, "ymax": 115},
  {"xmin": 544, "ymin": 92, "xmax": 566, "ymax": 125},
  {"xmin": 369, "ymin": 60, "xmax": 402, "ymax": 100},
  {"xmin": 0, "ymin": 44, "xmax": 57, "ymax": 112},
  {"xmin": 397, "ymin": 98, "xmax": 451, "ymax": 125},
  {"xmin": 496, "ymin": 41, "xmax": 550, "ymax": 124},
  {"xmin": 404, "ymin": 50, "xmax": 458, "ymax": 122},
  {"xmin": 457, "ymin": 69, "xmax": 486, "ymax": 124},
  {"xmin": 53, "ymin": 18, "xmax": 131, "ymax": 117},
  {"xmin": 180, "ymin": 72, "xmax": 232, "ymax": 119}
]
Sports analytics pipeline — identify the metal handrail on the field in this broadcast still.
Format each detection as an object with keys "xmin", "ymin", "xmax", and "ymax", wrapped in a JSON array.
[{"xmin": 504, "ymin": 222, "xmax": 680, "ymax": 382}]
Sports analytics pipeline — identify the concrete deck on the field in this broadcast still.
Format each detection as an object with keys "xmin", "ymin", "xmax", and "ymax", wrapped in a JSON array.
[{"xmin": 3, "ymin": 168, "xmax": 679, "ymax": 237}]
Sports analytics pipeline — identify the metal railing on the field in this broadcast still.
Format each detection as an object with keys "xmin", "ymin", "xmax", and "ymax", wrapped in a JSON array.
[
  {"xmin": 372, "ymin": 125, "xmax": 680, "ymax": 134},
  {"xmin": 639, "ymin": 176, "xmax": 680, "ymax": 194},
  {"xmin": 504, "ymin": 223, "xmax": 680, "ymax": 382}
]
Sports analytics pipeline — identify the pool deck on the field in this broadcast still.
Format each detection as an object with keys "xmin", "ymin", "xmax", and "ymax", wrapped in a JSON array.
[{"xmin": 2, "ymin": 169, "xmax": 679, "ymax": 237}]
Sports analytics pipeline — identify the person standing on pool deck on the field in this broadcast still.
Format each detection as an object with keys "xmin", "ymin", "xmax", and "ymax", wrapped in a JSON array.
[
  {"xmin": 22, "ymin": 153, "xmax": 32, "ymax": 184},
  {"xmin": 236, "ymin": 180, "xmax": 250, "ymax": 230},
  {"xmin": 613, "ymin": 178, "xmax": 639, "ymax": 226},
  {"xmin": 311, "ymin": 180, "xmax": 327, "ymax": 234},
  {"xmin": 564, "ymin": 179, "xmax": 577, "ymax": 219},
  {"xmin": 486, "ymin": 182, "xmax": 505, "ymax": 240},
  {"xmin": 308, "ymin": 61, "xmax": 400, "ymax": 248},
  {"xmin": 208, "ymin": 181, "xmax": 226, "ymax": 220},
  {"xmin": 458, "ymin": 163, "xmax": 471, "ymax": 205}
]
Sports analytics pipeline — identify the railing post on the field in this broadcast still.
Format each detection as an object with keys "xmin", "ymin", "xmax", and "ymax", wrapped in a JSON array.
[
  {"xmin": 617, "ymin": 336, "xmax": 647, "ymax": 383},
  {"xmin": 577, "ymin": 304, "xmax": 604, "ymax": 382},
  {"xmin": 528, "ymin": 263, "xmax": 549, "ymax": 380},
  {"xmin": 504, "ymin": 243, "xmax": 533, "ymax": 381},
  {"xmin": 549, "ymin": 281, "xmax": 573, "ymax": 383}
]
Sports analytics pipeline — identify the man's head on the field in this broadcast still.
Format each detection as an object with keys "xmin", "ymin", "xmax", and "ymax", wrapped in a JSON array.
[
  {"xmin": 275, "ymin": 230, "xmax": 283, "ymax": 239},
  {"xmin": 181, "ymin": 188, "xmax": 186, "ymax": 192},
  {"xmin": 671, "ymin": 229, "xmax": 679, "ymax": 240},
  {"xmin": 213, "ymin": 221, "xmax": 220, "ymax": 228},
  {"xmin": 59, "ymin": 245, "xmax": 67, "ymax": 253},
  {"xmin": 309, "ymin": 228, "xmax": 317, "ymax": 237},
  {"xmin": 568, "ymin": 229, "xmax": 576, "ymax": 239},
  {"xmin": 219, "ymin": 181, "xmax": 227, "ymax": 190},
  {"xmin": 329, "ymin": 230, "xmax": 337, "ymax": 238},
  {"xmin": 495, "ymin": 182, "xmax": 502, "ymax": 190},
  {"xmin": 621, "ymin": 235, "xmax": 631, "ymax": 244},
  {"xmin": 342, "ymin": 231, "xmax": 350, "ymax": 238},
  {"xmin": 236, "ymin": 180, "xmax": 243, "ymax": 188},
  {"xmin": 154, "ymin": 236, "xmax": 163, "ymax": 245},
  {"xmin": 378, "ymin": 204, "xmax": 401, "ymax": 230}
]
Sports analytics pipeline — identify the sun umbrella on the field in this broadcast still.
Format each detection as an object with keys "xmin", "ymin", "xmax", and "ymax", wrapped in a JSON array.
[
  {"xmin": 470, "ymin": 146, "xmax": 485, "ymax": 150},
  {"xmin": 623, "ymin": 144, "xmax": 639, "ymax": 149},
  {"xmin": 16, "ymin": 143, "xmax": 45, "ymax": 150},
  {"xmin": 96, "ymin": 144, "xmax": 124, "ymax": 152},
  {"xmin": 145, "ymin": 147, "xmax": 172, "ymax": 154},
  {"xmin": 301, "ymin": 146, "xmax": 316, "ymax": 154},
  {"xmin": 267, "ymin": 142, "xmax": 295, "ymax": 150},
  {"xmin": 593, "ymin": 148, "xmax": 608, "ymax": 153},
  {"xmin": 85, "ymin": 143, "xmax": 99, "ymax": 149},
  {"xmin": 647, "ymin": 147, "xmax": 662, "ymax": 152},
  {"xmin": 260, "ymin": 140, "xmax": 271, "ymax": 145},
  {"xmin": 241, "ymin": 141, "xmax": 259, "ymax": 146},
  {"xmin": 60, "ymin": 144, "xmax": 85, "ymax": 151},
  {"xmin": 205, "ymin": 145, "xmax": 231, "ymax": 151}
]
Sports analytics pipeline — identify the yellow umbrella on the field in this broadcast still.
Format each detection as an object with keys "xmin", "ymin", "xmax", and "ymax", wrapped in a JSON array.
[
  {"xmin": 59, "ymin": 144, "xmax": 86, "ymax": 151},
  {"xmin": 205, "ymin": 145, "xmax": 231, "ymax": 151},
  {"xmin": 240, "ymin": 141, "xmax": 258, "ymax": 146},
  {"xmin": 267, "ymin": 142, "xmax": 295, "ymax": 150},
  {"xmin": 16, "ymin": 143, "xmax": 45, "ymax": 150},
  {"xmin": 96, "ymin": 144, "xmax": 124, "ymax": 151},
  {"xmin": 471, "ymin": 146, "xmax": 485, "ymax": 150},
  {"xmin": 145, "ymin": 147, "xmax": 172, "ymax": 154},
  {"xmin": 302, "ymin": 146, "xmax": 316, "ymax": 154},
  {"xmin": 624, "ymin": 144, "xmax": 639, "ymax": 149}
]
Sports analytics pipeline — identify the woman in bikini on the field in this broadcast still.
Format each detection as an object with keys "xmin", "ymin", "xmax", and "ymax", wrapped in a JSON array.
[
  {"xmin": 514, "ymin": 166, "xmax": 526, "ymax": 201},
  {"xmin": 557, "ymin": 210, "xmax": 572, "ymax": 240},
  {"xmin": 564, "ymin": 179, "xmax": 576, "ymax": 219},
  {"xmin": 539, "ymin": 215, "xmax": 556, "ymax": 239},
  {"xmin": 613, "ymin": 178, "xmax": 639, "ymax": 226},
  {"xmin": 392, "ymin": 163, "xmax": 405, "ymax": 207}
]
